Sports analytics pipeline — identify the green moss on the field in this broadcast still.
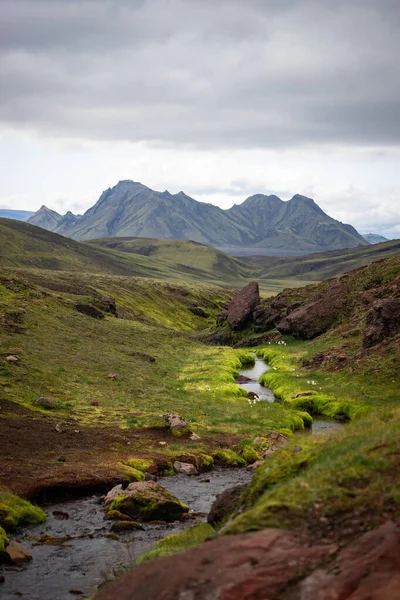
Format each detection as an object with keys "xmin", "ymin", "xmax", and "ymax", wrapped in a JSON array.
[
  {"xmin": 110, "ymin": 520, "xmax": 144, "ymax": 532},
  {"xmin": 0, "ymin": 491, "xmax": 46, "ymax": 531},
  {"xmin": 109, "ymin": 489, "xmax": 189, "ymax": 522},
  {"xmin": 138, "ymin": 523, "xmax": 215, "ymax": 564},
  {"xmin": 241, "ymin": 445, "xmax": 262, "ymax": 464},
  {"xmin": 0, "ymin": 526, "xmax": 9, "ymax": 552},
  {"xmin": 235, "ymin": 349, "xmax": 256, "ymax": 368},
  {"xmin": 123, "ymin": 458, "xmax": 153, "ymax": 473},
  {"xmin": 171, "ymin": 427, "xmax": 191, "ymax": 438},
  {"xmin": 212, "ymin": 448, "xmax": 246, "ymax": 467},
  {"xmin": 123, "ymin": 467, "xmax": 145, "ymax": 482}
]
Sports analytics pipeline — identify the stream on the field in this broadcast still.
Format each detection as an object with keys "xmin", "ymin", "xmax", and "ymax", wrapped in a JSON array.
[
  {"xmin": 1, "ymin": 354, "xmax": 340, "ymax": 599},
  {"xmin": 238, "ymin": 353, "xmax": 343, "ymax": 434},
  {"xmin": 0, "ymin": 469, "xmax": 251, "ymax": 600}
]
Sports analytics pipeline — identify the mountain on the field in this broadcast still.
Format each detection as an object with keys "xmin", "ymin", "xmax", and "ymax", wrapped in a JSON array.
[
  {"xmin": 28, "ymin": 205, "xmax": 62, "ymax": 230},
  {"xmin": 27, "ymin": 181, "xmax": 368, "ymax": 252},
  {"xmin": 363, "ymin": 233, "xmax": 389, "ymax": 244},
  {"xmin": 0, "ymin": 209, "xmax": 34, "ymax": 221}
]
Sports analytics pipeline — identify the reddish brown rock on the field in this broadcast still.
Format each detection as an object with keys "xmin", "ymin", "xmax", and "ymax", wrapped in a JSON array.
[
  {"xmin": 298, "ymin": 521, "xmax": 400, "ymax": 600},
  {"xmin": 363, "ymin": 298, "xmax": 400, "ymax": 348},
  {"xmin": 226, "ymin": 281, "xmax": 260, "ymax": 330},
  {"xmin": 95, "ymin": 528, "xmax": 333, "ymax": 600},
  {"xmin": 207, "ymin": 483, "xmax": 248, "ymax": 526},
  {"xmin": 277, "ymin": 283, "xmax": 348, "ymax": 340}
]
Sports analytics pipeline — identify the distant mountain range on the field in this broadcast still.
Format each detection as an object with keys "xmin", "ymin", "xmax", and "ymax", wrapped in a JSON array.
[
  {"xmin": 0, "ymin": 209, "xmax": 34, "ymax": 221},
  {"xmin": 362, "ymin": 233, "xmax": 389, "ymax": 244},
  {"xmin": 25, "ymin": 180, "xmax": 371, "ymax": 252}
]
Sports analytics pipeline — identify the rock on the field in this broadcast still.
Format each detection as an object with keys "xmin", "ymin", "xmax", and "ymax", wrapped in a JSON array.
[
  {"xmin": 190, "ymin": 307, "xmax": 208, "ymax": 318},
  {"xmin": 95, "ymin": 528, "xmax": 333, "ymax": 600},
  {"xmin": 190, "ymin": 432, "xmax": 201, "ymax": 441},
  {"xmin": 5, "ymin": 541, "xmax": 32, "ymax": 564},
  {"xmin": 130, "ymin": 352, "xmax": 156, "ymax": 363},
  {"xmin": 5, "ymin": 355, "xmax": 19, "ymax": 363},
  {"xmin": 75, "ymin": 304, "xmax": 104, "ymax": 319},
  {"xmin": 226, "ymin": 281, "xmax": 260, "ymax": 330},
  {"xmin": 253, "ymin": 436, "xmax": 266, "ymax": 445},
  {"xmin": 247, "ymin": 391, "xmax": 259, "ymax": 399},
  {"xmin": 52, "ymin": 510, "xmax": 69, "ymax": 520},
  {"xmin": 144, "ymin": 473, "xmax": 156, "ymax": 481},
  {"xmin": 173, "ymin": 461, "xmax": 198, "ymax": 476},
  {"xmin": 276, "ymin": 282, "xmax": 348, "ymax": 339},
  {"xmin": 163, "ymin": 413, "xmax": 188, "ymax": 430},
  {"xmin": 235, "ymin": 375, "xmax": 252, "ymax": 384},
  {"xmin": 207, "ymin": 484, "xmax": 248, "ymax": 526},
  {"xmin": 35, "ymin": 397, "xmax": 55, "ymax": 409},
  {"xmin": 201, "ymin": 329, "xmax": 233, "ymax": 346},
  {"xmin": 246, "ymin": 460, "xmax": 264, "ymax": 471},
  {"xmin": 363, "ymin": 298, "xmax": 400, "ymax": 348},
  {"xmin": 110, "ymin": 521, "xmax": 144, "ymax": 532},
  {"xmin": 253, "ymin": 303, "xmax": 282, "ymax": 333},
  {"xmin": 55, "ymin": 423, "xmax": 63, "ymax": 433},
  {"xmin": 302, "ymin": 351, "xmax": 349, "ymax": 370},
  {"xmin": 292, "ymin": 391, "xmax": 318, "ymax": 398},
  {"xmin": 99, "ymin": 297, "xmax": 117, "ymax": 316},
  {"xmin": 90, "ymin": 399, "xmax": 99, "ymax": 406},
  {"xmin": 158, "ymin": 441, "xmax": 167, "ymax": 446},
  {"xmin": 104, "ymin": 481, "xmax": 189, "ymax": 522},
  {"xmin": 215, "ymin": 310, "xmax": 228, "ymax": 325},
  {"xmin": 146, "ymin": 464, "xmax": 158, "ymax": 474},
  {"xmin": 56, "ymin": 456, "xmax": 66, "ymax": 462},
  {"xmin": 107, "ymin": 373, "xmax": 121, "ymax": 379}
]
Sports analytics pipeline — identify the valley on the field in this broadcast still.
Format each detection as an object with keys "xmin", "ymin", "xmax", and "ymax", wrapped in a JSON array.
[{"xmin": 0, "ymin": 218, "xmax": 399, "ymax": 599}]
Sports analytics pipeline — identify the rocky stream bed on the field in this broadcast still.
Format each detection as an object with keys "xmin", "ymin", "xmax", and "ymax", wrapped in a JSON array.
[{"xmin": 1, "ymin": 355, "xmax": 341, "ymax": 600}]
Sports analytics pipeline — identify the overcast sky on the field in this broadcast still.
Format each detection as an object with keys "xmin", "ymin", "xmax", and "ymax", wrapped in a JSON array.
[{"xmin": 0, "ymin": 0, "xmax": 399, "ymax": 237}]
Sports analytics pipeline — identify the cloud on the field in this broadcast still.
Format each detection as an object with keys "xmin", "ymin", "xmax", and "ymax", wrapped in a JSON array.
[{"xmin": 1, "ymin": 0, "xmax": 400, "ymax": 148}]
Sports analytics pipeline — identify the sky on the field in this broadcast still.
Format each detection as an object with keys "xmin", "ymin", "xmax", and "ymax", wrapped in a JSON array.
[{"xmin": 0, "ymin": 0, "xmax": 399, "ymax": 238}]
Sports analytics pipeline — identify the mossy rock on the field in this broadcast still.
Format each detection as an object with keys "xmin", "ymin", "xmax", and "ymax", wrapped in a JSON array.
[
  {"xmin": 110, "ymin": 520, "xmax": 144, "ymax": 532},
  {"xmin": 241, "ymin": 445, "xmax": 263, "ymax": 464},
  {"xmin": 0, "ymin": 492, "xmax": 46, "ymax": 531},
  {"xmin": 0, "ymin": 526, "xmax": 9, "ymax": 553},
  {"xmin": 104, "ymin": 510, "xmax": 133, "ymax": 522},
  {"xmin": 171, "ymin": 427, "xmax": 192, "ymax": 438},
  {"xmin": 106, "ymin": 481, "xmax": 189, "ymax": 522},
  {"xmin": 123, "ymin": 466, "xmax": 145, "ymax": 482},
  {"xmin": 124, "ymin": 458, "xmax": 154, "ymax": 473},
  {"xmin": 212, "ymin": 449, "xmax": 246, "ymax": 467}
]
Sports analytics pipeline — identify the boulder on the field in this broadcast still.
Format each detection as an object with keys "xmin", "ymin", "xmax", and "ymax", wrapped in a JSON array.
[
  {"xmin": 5, "ymin": 541, "xmax": 32, "ymax": 564},
  {"xmin": 363, "ymin": 298, "xmax": 400, "ymax": 348},
  {"xmin": 163, "ymin": 413, "xmax": 189, "ymax": 431},
  {"xmin": 276, "ymin": 282, "xmax": 348, "ymax": 339},
  {"xmin": 173, "ymin": 461, "xmax": 198, "ymax": 476},
  {"xmin": 246, "ymin": 460, "xmax": 264, "ymax": 471},
  {"xmin": 95, "ymin": 528, "xmax": 334, "ymax": 600},
  {"xmin": 99, "ymin": 297, "xmax": 117, "ymax": 316},
  {"xmin": 75, "ymin": 304, "xmax": 104, "ymax": 319},
  {"xmin": 235, "ymin": 375, "xmax": 252, "ymax": 384},
  {"xmin": 5, "ymin": 355, "xmax": 19, "ymax": 363},
  {"xmin": 226, "ymin": 282, "xmax": 260, "ymax": 330},
  {"xmin": 104, "ymin": 481, "xmax": 188, "ymax": 522},
  {"xmin": 208, "ymin": 483, "xmax": 248, "ymax": 526},
  {"xmin": 35, "ymin": 397, "xmax": 55, "ymax": 409}
]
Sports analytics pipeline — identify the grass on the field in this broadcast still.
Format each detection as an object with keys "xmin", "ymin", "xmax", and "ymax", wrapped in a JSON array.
[
  {"xmin": 0, "ymin": 490, "xmax": 46, "ymax": 531},
  {"xmin": 138, "ymin": 523, "xmax": 215, "ymax": 564}
]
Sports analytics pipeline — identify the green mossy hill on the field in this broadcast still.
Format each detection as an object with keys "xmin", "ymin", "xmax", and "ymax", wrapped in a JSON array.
[
  {"xmin": 138, "ymin": 523, "xmax": 215, "ymax": 564},
  {"xmin": 225, "ymin": 412, "xmax": 400, "ymax": 535},
  {"xmin": 0, "ymin": 269, "xmax": 311, "ymax": 438},
  {"xmin": 0, "ymin": 490, "xmax": 46, "ymax": 531}
]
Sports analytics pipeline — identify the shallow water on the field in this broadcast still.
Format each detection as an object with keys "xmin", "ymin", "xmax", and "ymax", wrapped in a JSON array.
[
  {"xmin": 0, "ymin": 469, "xmax": 251, "ymax": 600},
  {"xmin": 238, "ymin": 356, "xmax": 275, "ymax": 401},
  {"xmin": 237, "ymin": 353, "xmax": 343, "ymax": 435}
]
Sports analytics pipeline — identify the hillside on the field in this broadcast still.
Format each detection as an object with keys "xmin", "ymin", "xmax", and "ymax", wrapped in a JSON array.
[
  {"xmin": 363, "ymin": 232, "xmax": 390, "ymax": 244},
  {"xmin": 27, "ymin": 180, "xmax": 368, "ymax": 252}
]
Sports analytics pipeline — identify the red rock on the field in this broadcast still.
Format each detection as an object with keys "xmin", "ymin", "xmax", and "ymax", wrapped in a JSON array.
[
  {"xmin": 146, "ymin": 464, "xmax": 158, "ymax": 474},
  {"xmin": 226, "ymin": 281, "xmax": 260, "ymax": 330},
  {"xmin": 95, "ymin": 528, "xmax": 333, "ymax": 600},
  {"xmin": 90, "ymin": 400, "xmax": 99, "ymax": 407},
  {"xmin": 363, "ymin": 298, "xmax": 400, "ymax": 348}
]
